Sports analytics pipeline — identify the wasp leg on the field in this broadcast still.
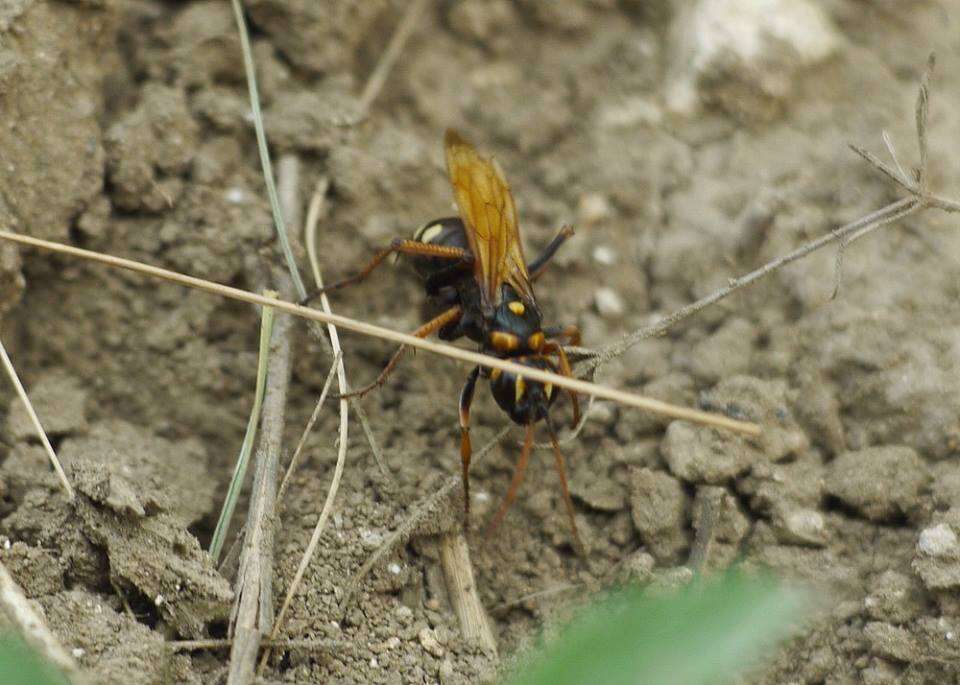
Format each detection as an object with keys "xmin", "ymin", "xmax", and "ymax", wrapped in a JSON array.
[
  {"xmin": 547, "ymin": 421, "xmax": 585, "ymax": 556},
  {"xmin": 484, "ymin": 424, "xmax": 534, "ymax": 541},
  {"xmin": 337, "ymin": 305, "xmax": 463, "ymax": 399},
  {"xmin": 542, "ymin": 323, "xmax": 581, "ymax": 346},
  {"xmin": 301, "ymin": 239, "xmax": 471, "ymax": 304},
  {"xmin": 528, "ymin": 224, "xmax": 575, "ymax": 281},
  {"xmin": 544, "ymin": 340, "xmax": 581, "ymax": 428},
  {"xmin": 458, "ymin": 366, "xmax": 480, "ymax": 525}
]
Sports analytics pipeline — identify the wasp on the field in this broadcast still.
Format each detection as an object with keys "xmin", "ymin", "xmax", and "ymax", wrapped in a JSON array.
[{"xmin": 321, "ymin": 130, "xmax": 584, "ymax": 550}]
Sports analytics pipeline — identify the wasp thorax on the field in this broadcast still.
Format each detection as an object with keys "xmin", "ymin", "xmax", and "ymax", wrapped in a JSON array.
[{"xmin": 487, "ymin": 284, "xmax": 544, "ymax": 356}]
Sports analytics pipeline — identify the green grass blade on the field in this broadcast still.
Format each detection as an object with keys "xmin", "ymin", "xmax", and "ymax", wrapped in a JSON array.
[
  {"xmin": 0, "ymin": 635, "xmax": 70, "ymax": 685},
  {"xmin": 209, "ymin": 300, "xmax": 276, "ymax": 561},
  {"xmin": 507, "ymin": 571, "xmax": 808, "ymax": 685},
  {"xmin": 228, "ymin": 0, "xmax": 307, "ymax": 300}
]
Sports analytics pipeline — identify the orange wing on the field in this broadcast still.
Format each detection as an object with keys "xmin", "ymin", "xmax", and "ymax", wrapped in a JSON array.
[{"xmin": 444, "ymin": 129, "xmax": 534, "ymax": 312}]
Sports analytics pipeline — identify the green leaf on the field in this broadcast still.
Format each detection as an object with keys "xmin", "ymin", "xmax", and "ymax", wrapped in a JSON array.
[
  {"xmin": 506, "ymin": 571, "xmax": 808, "ymax": 685},
  {"xmin": 0, "ymin": 635, "xmax": 70, "ymax": 685}
]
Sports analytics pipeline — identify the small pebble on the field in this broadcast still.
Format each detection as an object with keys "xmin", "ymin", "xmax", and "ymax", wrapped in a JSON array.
[
  {"xmin": 781, "ymin": 508, "xmax": 827, "ymax": 546},
  {"xmin": 418, "ymin": 627, "xmax": 445, "ymax": 658},
  {"xmin": 225, "ymin": 187, "xmax": 246, "ymax": 204},
  {"xmin": 592, "ymin": 245, "xmax": 616, "ymax": 265},
  {"xmin": 577, "ymin": 193, "xmax": 612, "ymax": 225},
  {"xmin": 594, "ymin": 287, "xmax": 625, "ymax": 318},
  {"xmin": 918, "ymin": 524, "xmax": 959, "ymax": 557}
]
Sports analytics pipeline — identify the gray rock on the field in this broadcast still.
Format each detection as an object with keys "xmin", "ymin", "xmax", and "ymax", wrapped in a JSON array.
[
  {"xmin": 665, "ymin": 0, "xmax": 842, "ymax": 121},
  {"xmin": 865, "ymin": 571, "xmax": 927, "ymax": 624},
  {"xmin": 629, "ymin": 468, "xmax": 689, "ymax": 561},
  {"xmin": 824, "ymin": 446, "xmax": 928, "ymax": 522},
  {"xmin": 912, "ymin": 512, "xmax": 960, "ymax": 590},
  {"xmin": 864, "ymin": 622, "xmax": 920, "ymax": 663}
]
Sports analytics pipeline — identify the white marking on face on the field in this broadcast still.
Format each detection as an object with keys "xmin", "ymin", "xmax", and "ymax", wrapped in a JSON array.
[{"xmin": 415, "ymin": 223, "xmax": 444, "ymax": 244}]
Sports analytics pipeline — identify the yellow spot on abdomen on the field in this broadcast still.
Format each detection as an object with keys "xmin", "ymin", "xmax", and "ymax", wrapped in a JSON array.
[
  {"xmin": 508, "ymin": 301, "xmax": 525, "ymax": 316},
  {"xmin": 515, "ymin": 376, "xmax": 526, "ymax": 404}
]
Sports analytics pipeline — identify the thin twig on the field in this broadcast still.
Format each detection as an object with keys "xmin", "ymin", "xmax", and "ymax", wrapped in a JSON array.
[
  {"xmin": 584, "ymin": 197, "xmax": 918, "ymax": 370},
  {"xmin": 341, "ymin": 426, "xmax": 511, "ymax": 610},
  {"xmin": 305, "ymin": 177, "xmax": 390, "ymax": 477},
  {"xmin": 489, "ymin": 584, "xmax": 580, "ymax": 616},
  {"xmin": 228, "ymin": 289, "xmax": 293, "ymax": 685},
  {"xmin": 439, "ymin": 532, "xmax": 497, "ymax": 654},
  {"xmin": 277, "ymin": 350, "xmax": 342, "ymax": 506},
  {"xmin": 831, "ymin": 199, "xmax": 921, "ymax": 299},
  {"xmin": 915, "ymin": 54, "xmax": 934, "ymax": 190},
  {"xmin": 0, "ymin": 230, "xmax": 760, "ymax": 436},
  {"xmin": 169, "ymin": 637, "xmax": 353, "ymax": 652},
  {"xmin": 881, "ymin": 130, "xmax": 909, "ymax": 185},
  {"xmin": 0, "ymin": 560, "xmax": 85, "ymax": 683},
  {"xmin": 0, "ymin": 336, "xmax": 74, "ymax": 500},
  {"xmin": 359, "ymin": 0, "xmax": 430, "ymax": 112}
]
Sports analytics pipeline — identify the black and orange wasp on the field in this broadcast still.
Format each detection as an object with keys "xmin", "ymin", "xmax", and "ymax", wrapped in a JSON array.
[{"xmin": 320, "ymin": 130, "xmax": 584, "ymax": 550}]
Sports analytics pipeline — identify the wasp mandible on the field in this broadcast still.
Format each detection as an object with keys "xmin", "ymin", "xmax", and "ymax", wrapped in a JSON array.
[{"xmin": 320, "ymin": 130, "xmax": 584, "ymax": 550}]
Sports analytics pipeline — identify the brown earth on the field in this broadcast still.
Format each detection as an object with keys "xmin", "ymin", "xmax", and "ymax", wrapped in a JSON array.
[{"xmin": 1, "ymin": 1, "xmax": 960, "ymax": 683}]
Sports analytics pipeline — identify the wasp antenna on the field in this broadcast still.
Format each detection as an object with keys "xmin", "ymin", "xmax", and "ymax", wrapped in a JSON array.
[{"xmin": 546, "ymin": 419, "xmax": 586, "ymax": 557}]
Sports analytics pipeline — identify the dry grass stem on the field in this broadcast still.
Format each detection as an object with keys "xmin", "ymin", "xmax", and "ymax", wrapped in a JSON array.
[
  {"xmin": 277, "ymin": 350, "xmax": 342, "ymax": 505},
  {"xmin": 228, "ymin": 296, "xmax": 293, "ymax": 685},
  {"xmin": 439, "ymin": 532, "xmax": 498, "ymax": 654},
  {"xmin": 0, "ymin": 560, "xmax": 85, "ymax": 683},
  {"xmin": 359, "ymin": 0, "xmax": 430, "ymax": 112},
  {"xmin": 210, "ymin": 299, "xmax": 276, "ymax": 562},
  {"xmin": 0, "ymin": 336, "xmax": 74, "ymax": 500},
  {"xmin": 304, "ymin": 177, "xmax": 390, "ymax": 476},
  {"xmin": 0, "ymin": 230, "xmax": 759, "ymax": 437}
]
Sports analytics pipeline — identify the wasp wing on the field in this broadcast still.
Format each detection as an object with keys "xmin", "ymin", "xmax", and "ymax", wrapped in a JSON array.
[{"xmin": 444, "ymin": 129, "xmax": 534, "ymax": 311}]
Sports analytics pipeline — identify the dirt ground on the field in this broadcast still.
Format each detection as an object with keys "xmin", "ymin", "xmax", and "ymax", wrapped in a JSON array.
[{"xmin": 1, "ymin": 0, "xmax": 960, "ymax": 683}]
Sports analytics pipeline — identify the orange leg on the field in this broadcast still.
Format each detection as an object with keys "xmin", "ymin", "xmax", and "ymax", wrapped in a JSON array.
[
  {"xmin": 458, "ymin": 366, "xmax": 480, "ymax": 524},
  {"xmin": 544, "ymin": 341, "xmax": 581, "ymax": 428},
  {"xmin": 547, "ymin": 424, "xmax": 585, "ymax": 555},
  {"xmin": 311, "ymin": 239, "xmax": 470, "ymax": 299},
  {"xmin": 543, "ymin": 323, "xmax": 581, "ymax": 346},
  {"xmin": 338, "ymin": 305, "xmax": 463, "ymax": 399},
  {"xmin": 484, "ymin": 424, "xmax": 534, "ymax": 541}
]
